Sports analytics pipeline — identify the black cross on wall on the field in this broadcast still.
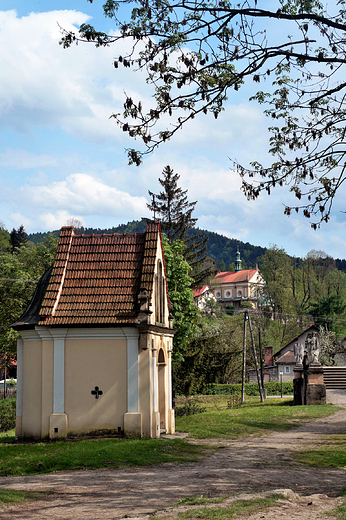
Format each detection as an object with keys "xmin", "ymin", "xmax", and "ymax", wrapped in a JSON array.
[{"xmin": 91, "ymin": 386, "xmax": 103, "ymax": 399}]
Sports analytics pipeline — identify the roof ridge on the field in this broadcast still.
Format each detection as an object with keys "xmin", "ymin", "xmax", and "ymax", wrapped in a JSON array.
[{"xmin": 52, "ymin": 228, "xmax": 74, "ymax": 316}]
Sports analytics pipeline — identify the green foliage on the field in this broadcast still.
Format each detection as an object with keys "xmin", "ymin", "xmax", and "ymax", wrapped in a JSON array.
[
  {"xmin": 148, "ymin": 165, "xmax": 197, "ymax": 244},
  {"xmin": 173, "ymin": 314, "xmax": 244, "ymax": 395},
  {"xmin": 0, "ymin": 398, "xmax": 16, "ymax": 432},
  {"xmin": 162, "ymin": 236, "xmax": 198, "ymax": 360},
  {"xmin": 202, "ymin": 382, "xmax": 293, "ymax": 396},
  {"xmin": 29, "ymin": 221, "xmax": 267, "ymax": 273},
  {"xmin": 0, "ymin": 222, "xmax": 10, "ymax": 254},
  {"xmin": 0, "ymin": 229, "xmax": 58, "ymax": 370},
  {"xmin": 62, "ymin": 0, "xmax": 346, "ymax": 225},
  {"xmin": 227, "ymin": 395, "xmax": 242, "ymax": 408},
  {"xmin": 10, "ymin": 225, "xmax": 28, "ymax": 253}
]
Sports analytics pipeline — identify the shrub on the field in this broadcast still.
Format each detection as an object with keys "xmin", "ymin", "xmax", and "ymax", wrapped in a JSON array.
[
  {"xmin": 227, "ymin": 395, "xmax": 242, "ymax": 408},
  {"xmin": 0, "ymin": 398, "xmax": 16, "ymax": 432},
  {"xmin": 202, "ymin": 381, "xmax": 293, "ymax": 396},
  {"xmin": 175, "ymin": 398, "xmax": 207, "ymax": 417}
]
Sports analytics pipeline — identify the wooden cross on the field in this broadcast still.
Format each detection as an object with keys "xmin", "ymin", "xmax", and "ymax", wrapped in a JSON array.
[{"xmin": 91, "ymin": 386, "xmax": 103, "ymax": 399}]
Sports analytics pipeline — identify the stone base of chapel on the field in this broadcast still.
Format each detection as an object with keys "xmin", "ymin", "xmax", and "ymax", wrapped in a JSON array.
[
  {"xmin": 168, "ymin": 408, "xmax": 175, "ymax": 434},
  {"xmin": 49, "ymin": 413, "xmax": 68, "ymax": 439},
  {"xmin": 124, "ymin": 412, "xmax": 142, "ymax": 438},
  {"xmin": 152, "ymin": 411, "xmax": 161, "ymax": 438}
]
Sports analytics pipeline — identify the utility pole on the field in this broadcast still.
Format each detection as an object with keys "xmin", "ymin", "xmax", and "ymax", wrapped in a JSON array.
[
  {"xmin": 241, "ymin": 311, "xmax": 248, "ymax": 404},
  {"xmin": 258, "ymin": 327, "xmax": 265, "ymax": 399},
  {"xmin": 241, "ymin": 311, "xmax": 249, "ymax": 404},
  {"xmin": 248, "ymin": 313, "xmax": 264, "ymax": 402}
]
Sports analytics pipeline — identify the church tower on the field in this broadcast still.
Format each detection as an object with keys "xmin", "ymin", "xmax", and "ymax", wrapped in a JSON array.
[{"xmin": 235, "ymin": 246, "xmax": 242, "ymax": 272}]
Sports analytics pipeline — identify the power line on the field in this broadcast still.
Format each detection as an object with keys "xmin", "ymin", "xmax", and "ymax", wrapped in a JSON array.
[{"xmin": 0, "ymin": 277, "xmax": 38, "ymax": 284}]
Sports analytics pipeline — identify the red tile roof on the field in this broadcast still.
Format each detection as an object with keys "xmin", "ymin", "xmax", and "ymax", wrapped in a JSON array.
[
  {"xmin": 193, "ymin": 285, "xmax": 209, "ymax": 298},
  {"xmin": 31, "ymin": 220, "xmax": 162, "ymax": 327},
  {"xmin": 212, "ymin": 269, "xmax": 258, "ymax": 284},
  {"xmin": 275, "ymin": 350, "xmax": 296, "ymax": 364}
]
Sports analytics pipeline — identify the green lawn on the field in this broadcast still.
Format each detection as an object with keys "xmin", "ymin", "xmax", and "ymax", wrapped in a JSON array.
[
  {"xmin": 0, "ymin": 437, "xmax": 211, "ymax": 477},
  {"xmin": 295, "ymin": 434, "xmax": 346, "ymax": 468},
  {"xmin": 175, "ymin": 495, "xmax": 284, "ymax": 520},
  {"xmin": 0, "ymin": 397, "xmax": 338, "ymax": 478},
  {"xmin": 0, "ymin": 489, "xmax": 53, "ymax": 506},
  {"xmin": 175, "ymin": 396, "xmax": 337, "ymax": 439}
]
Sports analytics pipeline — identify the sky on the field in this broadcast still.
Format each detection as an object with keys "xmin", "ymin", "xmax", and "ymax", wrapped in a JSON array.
[{"xmin": 1, "ymin": 2, "xmax": 346, "ymax": 260}]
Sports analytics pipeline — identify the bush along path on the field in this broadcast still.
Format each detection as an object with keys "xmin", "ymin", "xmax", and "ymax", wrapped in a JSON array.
[{"xmin": 1, "ymin": 391, "xmax": 346, "ymax": 519}]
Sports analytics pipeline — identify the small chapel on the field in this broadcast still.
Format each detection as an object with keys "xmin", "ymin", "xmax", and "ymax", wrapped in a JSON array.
[{"xmin": 11, "ymin": 220, "xmax": 175, "ymax": 440}]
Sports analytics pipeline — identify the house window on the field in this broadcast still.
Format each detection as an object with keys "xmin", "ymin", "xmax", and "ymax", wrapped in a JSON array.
[
  {"xmin": 238, "ymin": 290, "xmax": 242, "ymax": 297},
  {"xmin": 285, "ymin": 366, "xmax": 290, "ymax": 374},
  {"xmin": 216, "ymin": 291, "xmax": 221, "ymax": 298},
  {"xmin": 226, "ymin": 291, "xmax": 231, "ymax": 297}
]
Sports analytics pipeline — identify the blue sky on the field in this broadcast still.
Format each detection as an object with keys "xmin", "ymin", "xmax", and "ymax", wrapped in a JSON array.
[{"xmin": 1, "ymin": 2, "xmax": 346, "ymax": 260}]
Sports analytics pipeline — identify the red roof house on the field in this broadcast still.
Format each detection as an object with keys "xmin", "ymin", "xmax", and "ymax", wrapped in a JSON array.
[
  {"xmin": 211, "ymin": 269, "xmax": 264, "ymax": 310},
  {"xmin": 12, "ymin": 221, "xmax": 175, "ymax": 440}
]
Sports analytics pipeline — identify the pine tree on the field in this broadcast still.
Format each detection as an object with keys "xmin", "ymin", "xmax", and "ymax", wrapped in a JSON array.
[
  {"xmin": 147, "ymin": 165, "xmax": 197, "ymax": 244},
  {"xmin": 10, "ymin": 225, "xmax": 28, "ymax": 253},
  {"xmin": 148, "ymin": 166, "xmax": 215, "ymax": 285}
]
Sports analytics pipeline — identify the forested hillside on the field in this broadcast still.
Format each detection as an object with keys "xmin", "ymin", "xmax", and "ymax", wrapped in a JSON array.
[
  {"xmin": 29, "ymin": 219, "xmax": 267, "ymax": 269},
  {"xmin": 3, "ymin": 221, "xmax": 346, "ymax": 390}
]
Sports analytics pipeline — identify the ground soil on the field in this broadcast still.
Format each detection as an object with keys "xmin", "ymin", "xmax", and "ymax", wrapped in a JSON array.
[{"xmin": 1, "ymin": 391, "xmax": 346, "ymax": 520}]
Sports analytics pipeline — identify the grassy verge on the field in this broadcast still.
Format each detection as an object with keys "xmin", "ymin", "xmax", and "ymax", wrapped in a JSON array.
[
  {"xmin": 334, "ymin": 489, "xmax": 346, "ymax": 520},
  {"xmin": 175, "ymin": 396, "xmax": 337, "ymax": 439},
  {"xmin": 0, "ymin": 397, "xmax": 338, "ymax": 477},
  {"xmin": 0, "ymin": 437, "xmax": 211, "ymax": 477},
  {"xmin": 158, "ymin": 494, "xmax": 284, "ymax": 520},
  {"xmin": 295, "ymin": 434, "xmax": 346, "ymax": 468},
  {"xmin": 0, "ymin": 489, "xmax": 53, "ymax": 506}
]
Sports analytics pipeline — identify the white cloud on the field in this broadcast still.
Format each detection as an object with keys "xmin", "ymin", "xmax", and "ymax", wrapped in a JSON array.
[
  {"xmin": 8, "ymin": 212, "xmax": 32, "ymax": 229},
  {"xmin": 20, "ymin": 172, "xmax": 149, "ymax": 220},
  {"xmin": 39, "ymin": 210, "xmax": 85, "ymax": 230},
  {"xmin": 0, "ymin": 10, "xmax": 147, "ymax": 142}
]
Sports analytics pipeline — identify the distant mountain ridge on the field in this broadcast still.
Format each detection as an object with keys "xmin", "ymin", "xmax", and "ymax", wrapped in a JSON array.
[{"xmin": 28, "ymin": 219, "xmax": 346, "ymax": 272}]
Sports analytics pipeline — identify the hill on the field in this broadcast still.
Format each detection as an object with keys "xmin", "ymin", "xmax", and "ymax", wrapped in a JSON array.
[{"xmin": 28, "ymin": 220, "xmax": 267, "ymax": 269}]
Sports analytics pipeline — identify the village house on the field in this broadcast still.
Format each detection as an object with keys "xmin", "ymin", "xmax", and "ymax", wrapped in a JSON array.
[
  {"xmin": 193, "ymin": 285, "xmax": 217, "ymax": 311},
  {"xmin": 11, "ymin": 221, "xmax": 175, "ymax": 440},
  {"xmin": 248, "ymin": 324, "xmax": 319, "ymax": 383},
  {"xmin": 211, "ymin": 248, "xmax": 265, "ymax": 310}
]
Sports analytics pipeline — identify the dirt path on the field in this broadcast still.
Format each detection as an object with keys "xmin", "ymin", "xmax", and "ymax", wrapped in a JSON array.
[{"xmin": 1, "ymin": 391, "xmax": 346, "ymax": 520}]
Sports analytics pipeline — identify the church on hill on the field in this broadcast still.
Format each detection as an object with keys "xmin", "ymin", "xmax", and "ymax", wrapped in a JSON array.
[
  {"xmin": 12, "ymin": 221, "xmax": 175, "ymax": 440},
  {"xmin": 211, "ymin": 247, "xmax": 265, "ymax": 310}
]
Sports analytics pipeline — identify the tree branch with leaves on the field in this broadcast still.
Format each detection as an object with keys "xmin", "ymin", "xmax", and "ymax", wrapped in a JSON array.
[{"xmin": 61, "ymin": 0, "xmax": 346, "ymax": 226}]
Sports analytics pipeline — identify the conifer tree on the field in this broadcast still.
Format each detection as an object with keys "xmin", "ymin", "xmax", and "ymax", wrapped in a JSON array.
[
  {"xmin": 147, "ymin": 165, "xmax": 197, "ymax": 244},
  {"xmin": 10, "ymin": 225, "xmax": 28, "ymax": 253},
  {"xmin": 148, "ymin": 166, "xmax": 214, "ymax": 285}
]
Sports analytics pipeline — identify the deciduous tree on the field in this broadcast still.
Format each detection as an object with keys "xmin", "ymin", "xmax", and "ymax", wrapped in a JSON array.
[{"xmin": 61, "ymin": 0, "xmax": 346, "ymax": 226}]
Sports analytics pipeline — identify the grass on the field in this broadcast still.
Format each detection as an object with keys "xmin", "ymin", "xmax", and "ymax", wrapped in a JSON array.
[
  {"xmin": 175, "ymin": 496, "xmax": 228, "ymax": 506},
  {"xmin": 0, "ymin": 488, "xmax": 53, "ymax": 506},
  {"xmin": 334, "ymin": 489, "xmax": 346, "ymax": 520},
  {"xmin": 295, "ymin": 434, "xmax": 346, "ymax": 468},
  {"xmin": 175, "ymin": 494, "xmax": 284, "ymax": 520},
  {"xmin": 175, "ymin": 396, "xmax": 337, "ymax": 439},
  {"xmin": 0, "ymin": 437, "xmax": 211, "ymax": 477},
  {"xmin": 0, "ymin": 396, "xmax": 338, "ymax": 478}
]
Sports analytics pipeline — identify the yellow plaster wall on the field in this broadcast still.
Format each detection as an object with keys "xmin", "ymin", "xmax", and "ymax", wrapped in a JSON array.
[
  {"xmin": 138, "ymin": 336, "xmax": 152, "ymax": 437},
  {"xmin": 65, "ymin": 338, "xmax": 127, "ymax": 433},
  {"xmin": 22, "ymin": 340, "xmax": 43, "ymax": 438},
  {"xmin": 41, "ymin": 340, "xmax": 54, "ymax": 438}
]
